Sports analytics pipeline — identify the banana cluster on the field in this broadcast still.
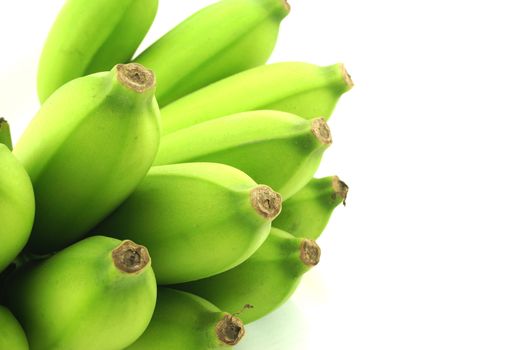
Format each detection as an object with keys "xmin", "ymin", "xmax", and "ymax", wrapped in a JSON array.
[{"xmin": 0, "ymin": 0, "xmax": 353, "ymax": 349}]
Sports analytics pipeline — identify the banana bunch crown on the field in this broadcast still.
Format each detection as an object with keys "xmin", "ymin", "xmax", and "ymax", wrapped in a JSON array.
[{"xmin": 3, "ymin": 0, "xmax": 354, "ymax": 346}]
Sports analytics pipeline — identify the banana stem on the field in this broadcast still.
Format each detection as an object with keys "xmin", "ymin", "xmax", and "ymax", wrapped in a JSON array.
[{"xmin": 0, "ymin": 118, "xmax": 13, "ymax": 150}]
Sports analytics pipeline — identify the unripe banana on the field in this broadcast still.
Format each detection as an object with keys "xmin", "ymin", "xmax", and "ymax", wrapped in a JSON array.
[
  {"xmin": 0, "ymin": 119, "xmax": 35, "ymax": 273},
  {"xmin": 37, "ymin": 0, "xmax": 158, "ymax": 102},
  {"xmin": 161, "ymin": 62, "xmax": 353, "ymax": 134},
  {"xmin": 15, "ymin": 63, "xmax": 160, "ymax": 254},
  {"xmin": 177, "ymin": 227, "xmax": 321, "ymax": 324},
  {"xmin": 155, "ymin": 110, "xmax": 333, "ymax": 199},
  {"xmin": 127, "ymin": 288, "xmax": 245, "ymax": 349},
  {"xmin": 0, "ymin": 117, "xmax": 13, "ymax": 150},
  {"xmin": 95, "ymin": 162, "xmax": 282, "ymax": 284},
  {"xmin": 135, "ymin": 0, "xmax": 290, "ymax": 107},
  {"xmin": 0, "ymin": 305, "xmax": 29, "ymax": 350},
  {"xmin": 273, "ymin": 176, "xmax": 348, "ymax": 239},
  {"xmin": 4, "ymin": 236, "xmax": 157, "ymax": 350}
]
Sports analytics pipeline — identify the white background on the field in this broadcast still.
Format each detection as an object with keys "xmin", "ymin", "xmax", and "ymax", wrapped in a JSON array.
[{"xmin": 1, "ymin": 1, "xmax": 527, "ymax": 349}]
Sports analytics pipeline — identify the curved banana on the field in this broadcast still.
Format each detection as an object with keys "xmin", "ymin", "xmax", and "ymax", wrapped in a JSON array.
[
  {"xmin": 0, "ymin": 305, "xmax": 29, "ymax": 350},
  {"xmin": 273, "ymin": 176, "xmax": 348, "ymax": 239},
  {"xmin": 0, "ymin": 119, "xmax": 35, "ymax": 273},
  {"xmin": 127, "ymin": 288, "xmax": 245, "ymax": 349},
  {"xmin": 15, "ymin": 63, "xmax": 160, "ymax": 254},
  {"xmin": 135, "ymin": 0, "xmax": 290, "ymax": 107},
  {"xmin": 4, "ymin": 236, "xmax": 156, "ymax": 350},
  {"xmin": 155, "ymin": 110, "xmax": 333, "ymax": 199},
  {"xmin": 161, "ymin": 62, "xmax": 353, "ymax": 134},
  {"xmin": 37, "ymin": 0, "xmax": 158, "ymax": 102},
  {"xmin": 176, "ymin": 227, "xmax": 321, "ymax": 324},
  {"xmin": 95, "ymin": 162, "xmax": 282, "ymax": 284}
]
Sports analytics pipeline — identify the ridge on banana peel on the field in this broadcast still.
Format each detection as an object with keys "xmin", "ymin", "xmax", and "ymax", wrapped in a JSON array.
[
  {"xmin": 155, "ymin": 110, "xmax": 333, "ymax": 199},
  {"xmin": 127, "ymin": 288, "xmax": 245, "ymax": 349},
  {"xmin": 135, "ymin": 0, "xmax": 290, "ymax": 107},
  {"xmin": 4, "ymin": 236, "xmax": 157, "ymax": 350},
  {"xmin": 176, "ymin": 228, "xmax": 321, "ymax": 324},
  {"xmin": 15, "ymin": 63, "xmax": 161, "ymax": 254},
  {"xmin": 0, "ymin": 305, "xmax": 29, "ymax": 350},
  {"xmin": 161, "ymin": 61, "xmax": 353, "ymax": 134},
  {"xmin": 37, "ymin": 0, "xmax": 158, "ymax": 102},
  {"xmin": 95, "ymin": 162, "xmax": 282, "ymax": 284},
  {"xmin": 0, "ymin": 119, "xmax": 35, "ymax": 274},
  {"xmin": 274, "ymin": 176, "xmax": 349, "ymax": 239}
]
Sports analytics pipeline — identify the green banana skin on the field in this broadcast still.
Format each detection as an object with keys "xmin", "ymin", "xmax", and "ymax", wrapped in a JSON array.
[
  {"xmin": 135, "ymin": 0, "xmax": 289, "ymax": 107},
  {"xmin": 273, "ymin": 176, "xmax": 348, "ymax": 239},
  {"xmin": 160, "ymin": 62, "xmax": 353, "ymax": 134},
  {"xmin": 0, "ymin": 117, "xmax": 13, "ymax": 150},
  {"xmin": 37, "ymin": 0, "xmax": 158, "ymax": 103},
  {"xmin": 4, "ymin": 236, "xmax": 157, "ymax": 350},
  {"xmin": 15, "ymin": 63, "xmax": 160, "ymax": 254},
  {"xmin": 176, "ymin": 228, "xmax": 321, "ymax": 324},
  {"xmin": 155, "ymin": 110, "xmax": 333, "ymax": 199},
  {"xmin": 0, "ymin": 305, "xmax": 29, "ymax": 350},
  {"xmin": 127, "ymin": 288, "xmax": 245, "ymax": 349},
  {"xmin": 0, "ymin": 119, "xmax": 35, "ymax": 273},
  {"xmin": 95, "ymin": 162, "xmax": 282, "ymax": 284}
]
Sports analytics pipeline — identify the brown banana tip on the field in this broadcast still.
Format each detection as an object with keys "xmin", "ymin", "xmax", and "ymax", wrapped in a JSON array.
[
  {"xmin": 332, "ymin": 176, "xmax": 349, "ymax": 205},
  {"xmin": 216, "ymin": 314, "xmax": 245, "ymax": 346},
  {"xmin": 300, "ymin": 239, "xmax": 321, "ymax": 266},
  {"xmin": 112, "ymin": 240, "xmax": 150, "ymax": 274},
  {"xmin": 0, "ymin": 117, "xmax": 6, "ymax": 125},
  {"xmin": 311, "ymin": 118, "xmax": 333, "ymax": 145},
  {"xmin": 251, "ymin": 186, "xmax": 282, "ymax": 220},
  {"xmin": 340, "ymin": 64, "xmax": 354, "ymax": 90},
  {"xmin": 116, "ymin": 63, "xmax": 156, "ymax": 93},
  {"xmin": 282, "ymin": 0, "xmax": 291, "ymax": 12}
]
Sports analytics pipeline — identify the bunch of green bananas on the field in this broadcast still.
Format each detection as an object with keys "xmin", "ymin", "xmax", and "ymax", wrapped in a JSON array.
[{"xmin": 0, "ymin": 0, "xmax": 353, "ymax": 348}]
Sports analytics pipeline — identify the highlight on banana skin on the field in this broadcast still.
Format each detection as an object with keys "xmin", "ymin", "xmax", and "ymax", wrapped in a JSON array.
[{"xmin": 0, "ymin": 0, "xmax": 353, "ymax": 348}]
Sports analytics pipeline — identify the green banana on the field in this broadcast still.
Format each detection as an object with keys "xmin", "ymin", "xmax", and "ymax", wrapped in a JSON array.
[
  {"xmin": 273, "ymin": 176, "xmax": 348, "ymax": 239},
  {"xmin": 37, "ymin": 0, "xmax": 158, "ymax": 102},
  {"xmin": 0, "ymin": 117, "xmax": 13, "ymax": 150},
  {"xmin": 155, "ymin": 110, "xmax": 333, "ymax": 199},
  {"xmin": 0, "ymin": 119, "xmax": 35, "ymax": 273},
  {"xmin": 15, "ymin": 63, "xmax": 160, "ymax": 254},
  {"xmin": 135, "ymin": 0, "xmax": 290, "ymax": 107},
  {"xmin": 4, "ymin": 236, "xmax": 156, "ymax": 350},
  {"xmin": 177, "ymin": 227, "xmax": 321, "ymax": 324},
  {"xmin": 161, "ymin": 62, "xmax": 353, "ymax": 134},
  {"xmin": 127, "ymin": 288, "xmax": 245, "ymax": 349},
  {"xmin": 95, "ymin": 162, "xmax": 282, "ymax": 284},
  {"xmin": 0, "ymin": 305, "xmax": 29, "ymax": 350}
]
